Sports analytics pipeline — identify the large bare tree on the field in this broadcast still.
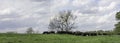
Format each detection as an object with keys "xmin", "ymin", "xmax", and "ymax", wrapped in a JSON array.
[{"xmin": 48, "ymin": 11, "xmax": 77, "ymax": 31}]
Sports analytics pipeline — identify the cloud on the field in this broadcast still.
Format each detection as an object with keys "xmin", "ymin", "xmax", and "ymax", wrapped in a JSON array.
[
  {"xmin": 0, "ymin": 0, "xmax": 120, "ymax": 33},
  {"xmin": 0, "ymin": 0, "xmax": 51, "ymax": 33}
]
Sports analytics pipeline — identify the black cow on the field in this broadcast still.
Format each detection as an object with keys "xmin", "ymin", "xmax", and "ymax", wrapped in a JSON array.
[
  {"xmin": 43, "ymin": 31, "xmax": 55, "ymax": 34},
  {"xmin": 90, "ymin": 32, "xmax": 97, "ymax": 36},
  {"xmin": 82, "ymin": 32, "xmax": 90, "ymax": 36},
  {"xmin": 43, "ymin": 31, "xmax": 50, "ymax": 34},
  {"xmin": 57, "ymin": 31, "xmax": 74, "ymax": 35},
  {"xmin": 73, "ymin": 31, "xmax": 83, "ymax": 36},
  {"xmin": 78, "ymin": 32, "xmax": 97, "ymax": 36},
  {"xmin": 49, "ymin": 31, "xmax": 55, "ymax": 34}
]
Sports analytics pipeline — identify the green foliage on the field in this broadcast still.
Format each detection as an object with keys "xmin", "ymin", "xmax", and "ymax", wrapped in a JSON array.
[
  {"xmin": 0, "ymin": 34, "xmax": 120, "ymax": 43},
  {"xmin": 114, "ymin": 11, "xmax": 120, "ymax": 34},
  {"xmin": 116, "ymin": 12, "xmax": 120, "ymax": 20}
]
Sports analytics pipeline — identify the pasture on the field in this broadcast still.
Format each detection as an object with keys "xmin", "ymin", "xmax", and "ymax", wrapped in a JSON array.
[{"xmin": 0, "ymin": 34, "xmax": 120, "ymax": 43}]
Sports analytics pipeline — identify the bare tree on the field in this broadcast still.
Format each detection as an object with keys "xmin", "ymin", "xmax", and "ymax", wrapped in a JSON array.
[
  {"xmin": 26, "ymin": 27, "xmax": 34, "ymax": 34},
  {"xmin": 48, "ymin": 11, "xmax": 77, "ymax": 31}
]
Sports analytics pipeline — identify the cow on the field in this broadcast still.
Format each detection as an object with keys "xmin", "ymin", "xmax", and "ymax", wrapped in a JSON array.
[
  {"xmin": 43, "ymin": 31, "xmax": 50, "ymax": 34},
  {"xmin": 43, "ymin": 31, "xmax": 55, "ymax": 34},
  {"xmin": 49, "ymin": 31, "xmax": 55, "ymax": 34},
  {"xmin": 57, "ymin": 31, "xmax": 74, "ymax": 35}
]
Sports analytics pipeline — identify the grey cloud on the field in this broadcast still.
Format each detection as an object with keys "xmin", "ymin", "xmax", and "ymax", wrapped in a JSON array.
[
  {"xmin": 31, "ymin": 0, "xmax": 50, "ymax": 2},
  {"xmin": 0, "ymin": 18, "xmax": 38, "ymax": 29},
  {"xmin": 0, "ymin": 0, "xmax": 119, "ymax": 33}
]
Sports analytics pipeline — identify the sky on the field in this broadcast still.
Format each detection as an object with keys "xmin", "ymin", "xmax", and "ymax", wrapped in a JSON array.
[{"xmin": 0, "ymin": 0, "xmax": 120, "ymax": 33}]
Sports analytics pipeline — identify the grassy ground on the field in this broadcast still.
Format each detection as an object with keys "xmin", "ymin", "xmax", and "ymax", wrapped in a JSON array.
[{"xmin": 0, "ymin": 34, "xmax": 120, "ymax": 43}]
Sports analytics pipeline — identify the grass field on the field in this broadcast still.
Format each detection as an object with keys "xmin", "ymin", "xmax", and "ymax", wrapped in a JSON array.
[{"xmin": 0, "ymin": 34, "xmax": 120, "ymax": 43}]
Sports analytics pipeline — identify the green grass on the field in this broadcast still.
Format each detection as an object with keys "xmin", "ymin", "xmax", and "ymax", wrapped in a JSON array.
[{"xmin": 0, "ymin": 34, "xmax": 120, "ymax": 43}]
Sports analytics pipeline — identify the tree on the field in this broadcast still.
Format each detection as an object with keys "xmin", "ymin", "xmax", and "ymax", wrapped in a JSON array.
[
  {"xmin": 6, "ymin": 31, "xmax": 17, "ymax": 34},
  {"xmin": 26, "ymin": 27, "xmax": 34, "ymax": 34},
  {"xmin": 48, "ymin": 11, "xmax": 77, "ymax": 31},
  {"xmin": 116, "ymin": 12, "xmax": 120, "ymax": 20},
  {"xmin": 114, "ymin": 11, "xmax": 120, "ymax": 34}
]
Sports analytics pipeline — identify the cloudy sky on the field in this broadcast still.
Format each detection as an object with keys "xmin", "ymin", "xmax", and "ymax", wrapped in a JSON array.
[{"xmin": 0, "ymin": 0, "xmax": 120, "ymax": 33}]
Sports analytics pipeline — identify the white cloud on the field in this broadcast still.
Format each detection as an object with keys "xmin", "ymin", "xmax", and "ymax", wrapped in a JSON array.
[
  {"xmin": 72, "ymin": 0, "xmax": 90, "ymax": 6},
  {"xmin": 0, "ymin": 18, "xmax": 14, "ymax": 21},
  {"xmin": 98, "ymin": 2, "xmax": 117, "ymax": 12},
  {"xmin": 0, "ymin": 8, "xmax": 16, "ymax": 15},
  {"xmin": 0, "ymin": 0, "xmax": 120, "ymax": 33}
]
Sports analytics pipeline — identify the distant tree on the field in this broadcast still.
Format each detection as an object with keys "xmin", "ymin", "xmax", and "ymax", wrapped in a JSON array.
[
  {"xmin": 6, "ymin": 31, "xmax": 17, "ymax": 34},
  {"xmin": 35, "ymin": 30, "xmax": 39, "ymax": 34},
  {"xmin": 104, "ymin": 30, "xmax": 114, "ymax": 35},
  {"xmin": 114, "ymin": 11, "xmax": 120, "ymax": 34},
  {"xmin": 97, "ymin": 30, "xmax": 104, "ymax": 32},
  {"xmin": 48, "ymin": 11, "xmax": 77, "ymax": 31},
  {"xmin": 26, "ymin": 27, "xmax": 34, "ymax": 34}
]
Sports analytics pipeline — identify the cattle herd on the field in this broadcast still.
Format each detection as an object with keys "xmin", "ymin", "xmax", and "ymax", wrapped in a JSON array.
[{"xmin": 42, "ymin": 31, "xmax": 114, "ymax": 36}]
